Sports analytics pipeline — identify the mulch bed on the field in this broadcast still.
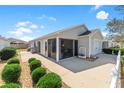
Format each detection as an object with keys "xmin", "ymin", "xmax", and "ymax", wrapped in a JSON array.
[{"xmin": 0, "ymin": 61, "xmax": 6, "ymax": 86}]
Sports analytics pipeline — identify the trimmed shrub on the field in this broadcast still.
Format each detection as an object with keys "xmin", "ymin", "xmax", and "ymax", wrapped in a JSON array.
[
  {"xmin": 7, "ymin": 57, "xmax": 20, "ymax": 64},
  {"xmin": 31, "ymin": 67, "xmax": 46, "ymax": 84},
  {"xmin": 121, "ymin": 48, "xmax": 124, "ymax": 55},
  {"xmin": 36, "ymin": 72, "xmax": 62, "ymax": 88},
  {"xmin": 112, "ymin": 47, "xmax": 124, "ymax": 55},
  {"xmin": 28, "ymin": 58, "xmax": 36, "ymax": 63},
  {"xmin": 0, "ymin": 47, "xmax": 16, "ymax": 60},
  {"xmin": 0, "ymin": 83, "xmax": 21, "ymax": 88},
  {"xmin": 103, "ymin": 47, "xmax": 124, "ymax": 55},
  {"xmin": 29, "ymin": 60, "xmax": 41, "ymax": 72},
  {"xmin": 121, "ymin": 56, "xmax": 124, "ymax": 65},
  {"xmin": 2, "ymin": 64, "xmax": 21, "ymax": 83},
  {"xmin": 102, "ymin": 48, "xmax": 112, "ymax": 54}
]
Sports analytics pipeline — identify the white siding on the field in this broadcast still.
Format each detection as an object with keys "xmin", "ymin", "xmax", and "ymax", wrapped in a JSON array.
[
  {"xmin": 78, "ymin": 36, "xmax": 89, "ymax": 56},
  {"xmin": 90, "ymin": 31, "xmax": 103, "ymax": 55}
]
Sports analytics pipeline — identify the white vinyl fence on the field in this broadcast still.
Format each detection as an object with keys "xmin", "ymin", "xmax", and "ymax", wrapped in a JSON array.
[{"xmin": 110, "ymin": 50, "xmax": 121, "ymax": 88}]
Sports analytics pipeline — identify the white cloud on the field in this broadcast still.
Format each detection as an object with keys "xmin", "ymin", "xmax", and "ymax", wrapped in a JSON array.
[
  {"xmin": 8, "ymin": 31, "xmax": 23, "ymax": 37},
  {"xmin": 96, "ymin": 11, "xmax": 109, "ymax": 20},
  {"xmin": 17, "ymin": 27, "xmax": 32, "ymax": 33},
  {"xmin": 20, "ymin": 36, "xmax": 34, "ymax": 41},
  {"xmin": 30, "ymin": 24, "xmax": 38, "ymax": 29},
  {"xmin": 91, "ymin": 5, "xmax": 103, "ymax": 10},
  {"xmin": 8, "ymin": 21, "xmax": 44, "ymax": 40},
  {"xmin": 8, "ymin": 27, "xmax": 32, "ymax": 37},
  {"xmin": 37, "ymin": 15, "xmax": 57, "ymax": 21},
  {"xmin": 48, "ymin": 17, "xmax": 57, "ymax": 21},
  {"xmin": 40, "ymin": 25, "xmax": 45, "ymax": 29},
  {"xmin": 16, "ymin": 21, "xmax": 32, "ymax": 27}
]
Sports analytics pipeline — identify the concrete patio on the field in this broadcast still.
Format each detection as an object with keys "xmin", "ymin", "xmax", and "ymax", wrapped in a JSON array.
[
  {"xmin": 58, "ymin": 54, "xmax": 117, "ymax": 73},
  {"xmin": 20, "ymin": 51, "xmax": 117, "ymax": 88}
]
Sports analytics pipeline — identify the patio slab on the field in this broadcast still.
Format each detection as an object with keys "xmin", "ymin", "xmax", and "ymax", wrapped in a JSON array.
[
  {"xmin": 58, "ymin": 54, "xmax": 116, "ymax": 73},
  {"xmin": 20, "ymin": 51, "xmax": 117, "ymax": 88}
]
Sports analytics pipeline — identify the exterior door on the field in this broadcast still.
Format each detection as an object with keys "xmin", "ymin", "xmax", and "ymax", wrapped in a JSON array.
[
  {"xmin": 37, "ymin": 41, "xmax": 41, "ymax": 53},
  {"xmin": 48, "ymin": 38, "xmax": 56, "ymax": 59},
  {"xmin": 75, "ymin": 40, "xmax": 78, "ymax": 56},
  {"xmin": 60, "ymin": 39, "xmax": 73, "ymax": 59}
]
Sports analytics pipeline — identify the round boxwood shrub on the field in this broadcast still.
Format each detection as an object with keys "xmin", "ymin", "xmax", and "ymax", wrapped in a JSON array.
[
  {"xmin": 31, "ymin": 67, "xmax": 46, "ymax": 84},
  {"xmin": 28, "ymin": 58, "xmax": 36, "ymax": 63},
  {"xmin": 0, "ymin": 83, "xmax": 21, "ymax": 88},
  {"xmin": 7, "ymin": 57, "xmax": 20, "ymax": 64},
  {"xmin": 2, "ymin": 64, "xmax": 21, "ymax": 83},
  {"xmin": 29, "ymin": 60, "xmax": 41, "ymax": 72},
  {"xmin": 0, "ymin": 47, "xmax": 16, "ymax": 60},
  {"xmin": 36, "ymin": 72, "xmax": 62, "ymax": 88}
]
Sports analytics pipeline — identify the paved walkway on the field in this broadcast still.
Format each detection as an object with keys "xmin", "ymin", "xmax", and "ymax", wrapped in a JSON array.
[
  {"xmin": 20, "ymin": 51, "xmax": 116, "ymax": 88},
  {"xmin": 19, "ymin": 53, "xmax": 33, "ymax": 88}
]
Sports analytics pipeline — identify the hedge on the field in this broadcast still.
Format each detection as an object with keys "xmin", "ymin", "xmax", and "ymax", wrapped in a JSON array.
[
  {"xmin": 102, "ymin": 48, "xmax": 113, "ymax": 54},
  {"xmin": 103, "ymin": 47, "xmax": 124, "ymax": 55},
  {"xmin": 2, "ymin": 64, "xmax": 21, "ymax": 83},
  {"xmin": 31, "ymin": 67, "xmax": 46, "ymax": 84},
  {"xmin": 7, "ymin": 57, "xmax": 20, "ymax": 64},
  {"xmin": 36, "ymin": 72, "xmax": 62, "ymax": 88},
  {"xmin": 28, "ymin": 58, "xmax": 36, "ymax": 63},
  {"xmin": 0, "ymin": 83, "xmax": 21, "ymax": 88},
  {"xmin": 29, "ymin": 60, "xmax": 41, "ymax": 72},
  {"xmin": 0, "ymin": 47, "xmax": 16, "ymax": 60}
]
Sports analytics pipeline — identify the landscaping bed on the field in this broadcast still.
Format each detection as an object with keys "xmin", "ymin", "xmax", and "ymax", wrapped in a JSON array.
[
  {"xmin": 28, "ymin": 57, "xmax": 62, "ymax": 88},
  {"xmin": 0, "ymin": 47, "xmax": 62, "ymax": 88},
  {"xmin": 0, "ymin": 48, "xmax": 22, "ymax": 87}
]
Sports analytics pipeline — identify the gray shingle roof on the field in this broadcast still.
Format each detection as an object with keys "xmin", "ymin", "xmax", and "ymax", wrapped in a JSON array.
[{"xmin": 78, "ymin": 30, "xmax": 91, "ymax": 36}]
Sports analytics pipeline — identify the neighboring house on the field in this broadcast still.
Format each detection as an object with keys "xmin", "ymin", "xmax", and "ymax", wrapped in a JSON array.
[
  {"xmin": 0, "ymin": 37, "xmax": 10, "ymax": 50},
  {"xmin": 29, "ymin": 24, "xmax": 104, "ymax": 62},
  {"xmin": 102, "ymin": 40, "xmax": 120, "ymax": 48},
  {"xmin": 8, "ymin": 38, "xmax": 28, "ymax": 49}
]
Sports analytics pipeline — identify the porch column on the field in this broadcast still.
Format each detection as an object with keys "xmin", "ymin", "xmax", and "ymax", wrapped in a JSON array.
[
  {"xmin": 56, "ymin": 37, "xmax": 59, "ymax": 62},
  {"xmin": 73, "ymin": 40, "xmax": 75, "ymax": 56}
]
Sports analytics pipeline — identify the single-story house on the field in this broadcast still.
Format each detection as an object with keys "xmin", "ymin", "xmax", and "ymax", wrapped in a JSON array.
[
  {"xmin": 29, "ymin": 24, "xmax": 104, "ymax": 62},
  {"xmin": 0, "ymin": 37, "xmax": 10, "ymax": 50},
  {"xmin": 8, "ymin": 38, "xmax": 28, "ymax": 49},
  {"xmin": 102, "ymin": 40, "xmax": 121, "ymax": 48}
]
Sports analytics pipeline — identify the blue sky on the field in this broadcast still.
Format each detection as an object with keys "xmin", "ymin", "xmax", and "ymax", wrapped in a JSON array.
[{"xmin": 0, "ymin": 5, "xmax": 122, "ymax": 41}]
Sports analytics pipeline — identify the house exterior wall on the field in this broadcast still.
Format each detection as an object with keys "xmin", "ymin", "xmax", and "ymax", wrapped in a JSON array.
[
  {"xmin": 29, "ymin": 25, "xmax": 104, "ymax": 60},
  {"xmin": 0, "ymin": 39, "xmax": 10, "ymax": 50},
  {"xmin": 31, "ymin": 26, "xmax": 87, "ymax": 58},
  {"xmin": 78, "ymin": 36, "xmax": 89, "ymax": 56},
  {"xmin": 90, "ymin": 31, "xmax": 103, "ymax": 55}
]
